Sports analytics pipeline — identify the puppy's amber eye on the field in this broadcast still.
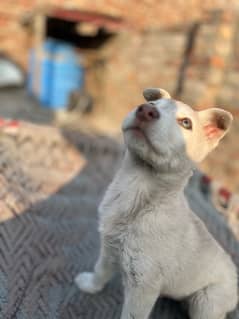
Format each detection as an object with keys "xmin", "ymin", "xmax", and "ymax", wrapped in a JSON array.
[{"xmin": 178, "ymin": 118, "xmax": 192, "ymax": 130}]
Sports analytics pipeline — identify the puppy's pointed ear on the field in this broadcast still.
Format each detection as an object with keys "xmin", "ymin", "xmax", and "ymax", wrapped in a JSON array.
[
  {"xmin": 143, "ymin": 88, "xmax": 171, "ymax": 102},
  {"xmin": 198, "ymin": 108, "xmax": 233, "ymax": 146}
]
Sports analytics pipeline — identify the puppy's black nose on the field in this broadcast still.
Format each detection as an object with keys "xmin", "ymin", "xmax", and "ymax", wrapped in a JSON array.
[{"xmin": 136, "ymin": 104, "xmax": 160, "ymax": 122}]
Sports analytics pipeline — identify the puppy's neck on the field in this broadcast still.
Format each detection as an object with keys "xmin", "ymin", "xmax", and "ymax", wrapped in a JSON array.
[{"xmin": 122, "ymin": 151, "xmax": 193, "ymax": 197}]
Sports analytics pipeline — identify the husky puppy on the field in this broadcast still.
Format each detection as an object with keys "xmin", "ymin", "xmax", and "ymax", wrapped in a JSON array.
[{"xmin": 75, "ymin": 88, "xmax": 238, "ymax": 319}]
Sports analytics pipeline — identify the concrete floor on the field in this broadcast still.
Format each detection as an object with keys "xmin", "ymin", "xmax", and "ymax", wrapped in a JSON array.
[{"xmin": 0, "ymin": 88, "xmax": 55, "ymax": 124}]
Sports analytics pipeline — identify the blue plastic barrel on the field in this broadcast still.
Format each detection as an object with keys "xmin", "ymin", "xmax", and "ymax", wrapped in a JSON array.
[
  {"xmin": 50, "ymin": 43, "xmax": 84, "ymax": 109},
  {"xmin": 38, "ymin": 39, "xmax": 56, "ymax": 106},
  {"xmin": 27, "ymin": 39, "xmax": 56, "ymax": 105},
  {"xmin": 27, "ymin": 39, "xmax": 84, "ymax": 110}
]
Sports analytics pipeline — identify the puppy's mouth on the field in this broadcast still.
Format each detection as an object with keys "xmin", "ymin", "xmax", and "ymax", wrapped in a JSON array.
[
  {"xmin": 124, "ymin": 125, "xmax": 145, "ymax": 137},
  {"xmin": 123, "ymin": 125, "xmax": 159, "ymax": 154}
]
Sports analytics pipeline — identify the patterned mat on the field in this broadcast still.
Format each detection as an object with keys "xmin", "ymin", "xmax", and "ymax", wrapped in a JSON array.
[{"xmin": 0, "ymin": 121, "xmax": 238, "ymax": 319}]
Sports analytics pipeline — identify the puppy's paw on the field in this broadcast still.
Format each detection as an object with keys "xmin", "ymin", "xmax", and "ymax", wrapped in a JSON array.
[{"xmin": 75, "ymin": 272, "xmax": 103, "ymax": 294}]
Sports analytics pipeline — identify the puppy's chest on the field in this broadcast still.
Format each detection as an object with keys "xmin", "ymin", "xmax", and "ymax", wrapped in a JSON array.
[
  {"xmin": 99, "ymin": 182, "xmax": 151, "ymax": 245},
  {"xmin": 100, "ymin": 184, "xmax": 190, "ymax": 256},
  {"xmin": 98, "ymin": 185, "xmax": 175, "ymax": 255}
]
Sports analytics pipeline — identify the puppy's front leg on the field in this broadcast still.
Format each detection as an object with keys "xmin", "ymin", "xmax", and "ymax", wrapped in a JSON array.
[
  {"xmin": 121, "ymin": 284, "xmax": 159, "ymax": 319},
  {"xmin": 75, "ymin": 239, "xmax": 115, "ymax": 294}
]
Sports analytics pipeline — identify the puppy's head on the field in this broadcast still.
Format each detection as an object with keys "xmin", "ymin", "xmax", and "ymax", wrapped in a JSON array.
[{"xmin": 122, "ymin": 88, "xmax": 232, "ymax": 171}]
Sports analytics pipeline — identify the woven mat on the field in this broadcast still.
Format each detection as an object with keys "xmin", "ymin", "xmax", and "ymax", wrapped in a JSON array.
[{"xmin": 0, "ymin": 122, "xmax": 238, "ymax": 319}]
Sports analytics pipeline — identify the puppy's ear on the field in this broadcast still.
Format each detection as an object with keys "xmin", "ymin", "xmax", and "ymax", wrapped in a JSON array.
[
  {"xmin": 143, "ymin": 88, "xmax": 171, "ymax": 102},
  {"xmin": 198, "ymin": 108, "xmax": 233, "ymax": 146}
]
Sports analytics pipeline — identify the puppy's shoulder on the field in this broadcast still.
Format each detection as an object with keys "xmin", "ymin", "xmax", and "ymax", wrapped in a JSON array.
[{"xmin": 99, "ymin": 168, "xmax": 150, "ymax": 218}]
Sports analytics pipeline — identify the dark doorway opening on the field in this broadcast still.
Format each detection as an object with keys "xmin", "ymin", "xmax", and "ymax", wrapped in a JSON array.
[{"xmin": 46, "ymin": 17, "xmax": 115, "ymax": 49}]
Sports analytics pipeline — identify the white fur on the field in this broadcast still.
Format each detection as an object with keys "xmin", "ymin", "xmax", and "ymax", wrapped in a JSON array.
[{"xmin": 75, "ymin": 89, "xmax": 238, "ymax": 319}]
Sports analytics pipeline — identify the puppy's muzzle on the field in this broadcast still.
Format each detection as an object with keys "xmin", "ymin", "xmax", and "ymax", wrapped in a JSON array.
[{"xmin": 136, "ymin": 104, "xmax": 160, "ymax": 122}]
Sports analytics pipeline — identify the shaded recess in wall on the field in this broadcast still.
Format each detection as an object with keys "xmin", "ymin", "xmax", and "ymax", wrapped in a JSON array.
[
  {"xmin": 47, "ymin": 17, "xmax": 114, "ymax": 49},
  {"xmin": 46, "ymin": 9, "xmax": 127, "ymax": 49},
  {"xmin": 175, "ymin": 22, "xmax": 201, "ymax": 98}
]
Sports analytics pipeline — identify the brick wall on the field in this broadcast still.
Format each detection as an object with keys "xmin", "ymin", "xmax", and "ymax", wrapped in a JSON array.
[
  {"xmin": 181, "ymin": 11, "xmax": 236, "ymax": 107},
  {"xmin": 85, "ymin": 30, "xmax": 185, "ymax": 129},
  {"xmin": 0, "ymin": 2, "xmax": 238, "ymax": 123},
  {"xmin": 0, "ymin": 1, "xmax": 239, "ymax": 191},
  {"xmin": 0, "ymin": 1, "xmax": 36, "ymax": 68},
  {"xmin": 0, "ymin": 1, "xmax": 238, "ymax": 117},
  {"xmin": 0, "ymin": 0, "xmax": 237, "ymax": 67}
]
